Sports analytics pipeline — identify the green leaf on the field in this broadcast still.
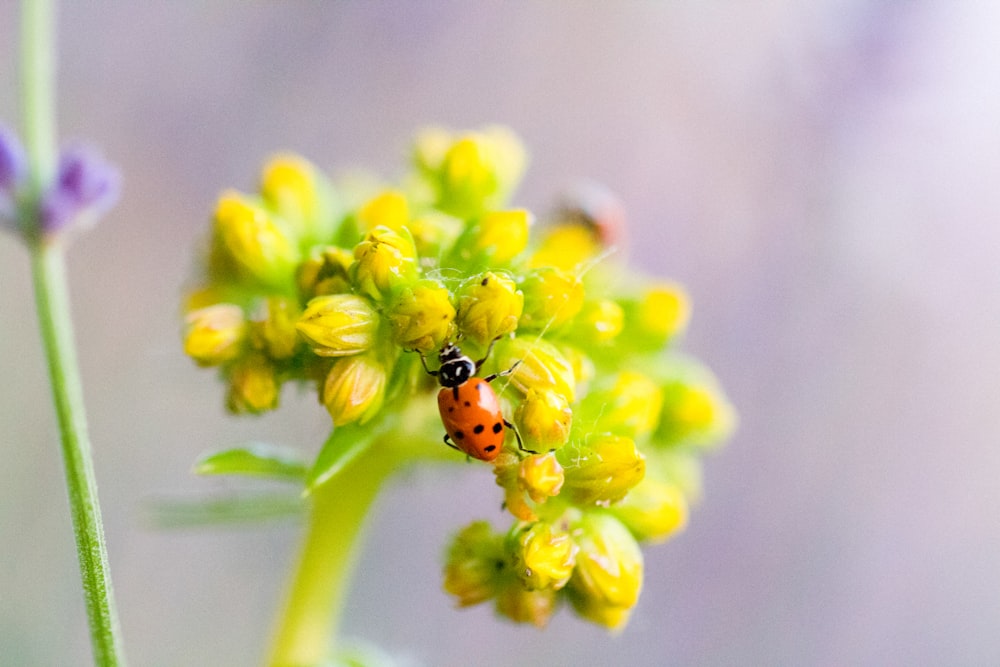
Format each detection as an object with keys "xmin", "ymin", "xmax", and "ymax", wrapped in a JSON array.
[
  {"xmin": 145, "ymin": 492, "xmax": 304, "ymax": 529},
  {"xmin": 193, "ymin": 442, "xmax": 307, "ymax": 480},
  {"xmin": 305, "ymin": 416, "xmax": 396, "ymax": 493}
]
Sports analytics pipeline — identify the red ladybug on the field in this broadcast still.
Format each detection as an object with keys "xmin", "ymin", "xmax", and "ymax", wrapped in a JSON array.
[{"xmin": 421, "ymin": 340, "xmax": 528, "ymax": 462}]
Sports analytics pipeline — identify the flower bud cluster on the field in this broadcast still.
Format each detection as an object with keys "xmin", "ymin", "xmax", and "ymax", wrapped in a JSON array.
[{"xmin": 182, "ymin": 127, "xmax": 734, "ymax": 629}]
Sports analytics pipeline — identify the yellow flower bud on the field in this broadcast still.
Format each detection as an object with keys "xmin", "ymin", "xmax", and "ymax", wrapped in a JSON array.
[
  {"xmin": 572, "ymin": 299, "xmax": 625, "ymax": 345},
  {"xmin": 518, "ymin": 267, "xmax": 585, "ymax": 332},
  {"xmin": 253, "ymin": 296, "xmax": 300, "ymax": 360},
  {"xmin": 297, "ymin": 245, "xmax": 354, "ymax": 299},
  {"xmin": 260, "ymin": 153, "xmax": 336, "ymax": 243},
  {"xmin": 350, "ymin": 225, "xmax": 418, "ymax": 300},
  {"xmin": 226, "ymin": 354, "xmax": 279, "ymax": 414},
  {"xmin": 455, "ymin": 272, "xmax": 523, "ymax": 346},
  {"xmin": 387, "ymin": 279, "xmax": 456, "ymax": 352},
  {"xmin": 518, "ymin": 451, "xmax": 565, "ymax": 503},
  {"xmin": 557, "ymin": 434, "xmax": 645, "ymax": 506},
  {"xmin": 357, "ymin": 189, "xmax": 409, "ymax": 232},
  {"xmin": 581, "ymin": 371, "xmax": 663, "ymax": 439},
  {"xmin": 638, "ymin": 282, "xmax": 691, "ymax": 341},
  {"xmin": 321, "ymin": 351, "xmax": 387, "ymax": 426},
  {"xmin": 296, "ymin": 294, "xmax": 378, "ymax": 357},
  {"xmin": 511, "ymin": 521, "xmax": 577, "ymax": 591},
  {"xmin": 567, "ymin": 512, "xmax": 643, "ymax": 631},
  {"xmin": 529, "ymin": 223, "xmax": 602, "ymax": 272},
  {"xmin": 493, "ymin": 452, "xmax": 537, "ymax": 522},
  {"xmin": 183, "ymin": 304, "xmax": 246, "ymax": 366},
  {"xmin": 471, "ymin": 209, "xmax": 531, "ymax": 265},
  {"xmin": 494, "ymin": 584, "xmax": 556, "ymax": 629},
  {"xmin": 494, "ymin": 336, "xmax": 576, "ymax": 403},
  {"xmin": 611, "ymin": 476, "xmax": 688, "ymax": 544},
  {"xmin": 427, "ymin": 126, "xmax": 527, "ymax": 217},
  {"xmin": 515, "ymin": 389, "xmax": 572, "ymax": 450},
  {"xmin": 212, "ymin": 190, "xmax": 299, "ymax": 288},
  {"xmin": 656, "ymin": 381, "xmax": 736, "ymax": 447},
  {"xmin": 405, "ymin": 211, "xmax": 463, "ymax": 259},
  {"xmin": 443, "ymin": 521, "xmax": 506, "ymax": 607}
]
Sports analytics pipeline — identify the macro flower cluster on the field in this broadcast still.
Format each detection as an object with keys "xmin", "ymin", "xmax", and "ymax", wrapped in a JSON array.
[{"xmin": 182, "ymin": 126, "xmax": 734, "ymax": 630}]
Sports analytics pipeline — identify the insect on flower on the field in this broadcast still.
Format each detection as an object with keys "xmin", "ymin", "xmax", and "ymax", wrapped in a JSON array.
[{"xmin": 420, "ymin": 338, "xmax": 532, "ymax": 462}]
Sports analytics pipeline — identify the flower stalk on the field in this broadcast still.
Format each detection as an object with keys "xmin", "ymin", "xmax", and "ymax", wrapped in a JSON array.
[
  {"xmin": 268, "ymin": 438, "xmax": 399, "ymax": 666},
  {"xmin": 19, "ymin": 0, "xmax": 126, "ymax": 664}
]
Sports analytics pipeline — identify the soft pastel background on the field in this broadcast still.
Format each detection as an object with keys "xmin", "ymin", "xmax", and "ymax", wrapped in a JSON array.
[{"xmin": 1, "ymin": 2, "xmax": 997, "ymax": 665}]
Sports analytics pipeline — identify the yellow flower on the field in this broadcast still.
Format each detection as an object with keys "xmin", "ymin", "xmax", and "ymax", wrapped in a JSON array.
[
  {"xmin": 656, "ymin": 380, "xmax": 736, "ymax": 447},
  {"xmin": 518, "ymin": 267, "xmax": 585, "ymax": 332},
  {"xmin": 494, "ymin": 335, "xmax": 576, "ymax": 403},
  {"xmin": 296, "ymin": 294, "xmax": 378, "ymax": 357},
  {"xmin": 529, "ymin": 223, "xmax": 602, "ymax": 272},
  {"xmin": 518, "ymin": 451, "xmax": 565, "ymax": 503},
  {"xmin": 297, "ymin": 245, "xmax": 354, "ymax": 299},
  {"xmin": 212, "ymin": 190, "xmax": 299, "ymax": 288},
  {"xmin": 387, "ymin": 279, "xmax": 455, "ymax": 352},
  {"xmin": 558, "ymin": 434, "xmax": 645, "ymax": 506},
  {"xmin": 611, "ymin": 476, "xmax": 688, "ymax": 544},
  {"xmin": 454, "ymin": 271, "xmax": 523, "ymax": 347},
  {"xmin": 494, "ymin": 585, "xmax": 556, "ymax": 629},
  {"xmin": 253, "ymin": 296, "xmax": 300, "ymax": 360},
  {"xmin": 572, "ymin": 299, "xmax": 625, "ymax": 346},
  {"xmin": 419, "ymin": 126, "xmax": 527, "ymax": 217},
  {"xmin": 259, "ymin": 153, "xmax": 336, "ymax": 243},
  {"xmin": 321, "ymin": 352, "xmax": 387, "ymax": 426},
  {"xmin": 357, "ymin": 190, "xmax": 409, "ymax": 232},
  {"xmin": 183, "ymin": 304, "xmax": 246, "ymax": 366},
  {"xmin": 581, "ymin": 371, "xmax": 663, "ymax": 439},
  {"xmin": 226, "ymin": 354, "xmax": 279, "ymax": 414},
  {"xmin": 630, "ymin": 282, "xmax": 691, "ymax": 343},
  {"xmin": 515, "ymin": 389, "xmax": 572, "ymax": 451},
  {"xmin": 443, "ymin": 521, "xmax": 506, "ymax": 607},
  {"xmin": 567, "ymin": 512, "xmax": 643, "ymax": 631},
  {"xmin": 350, "ymin": 225, "xmax": 418, "ymax": 300},
  {"xmin": 471, "ymin": 209, "xmax": 531, "ymax": 265},
  {"xmin": 511, "ymin": 521, "xmax": 577, "ymax": 591}
]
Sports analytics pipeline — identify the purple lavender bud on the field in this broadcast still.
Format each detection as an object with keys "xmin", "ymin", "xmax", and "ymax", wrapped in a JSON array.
[
  {"xmin": 39, "ymin": 144, "xmax": 121, "ymax": 236},
  {"xmin": 0, "ymin": 125, "xmax": 26, "ymax": 194}
]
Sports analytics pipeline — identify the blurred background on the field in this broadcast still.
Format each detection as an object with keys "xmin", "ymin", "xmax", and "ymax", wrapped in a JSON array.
[{"xmin": 2, "ymin": 2, "xmax": 998, "ymax": 665}]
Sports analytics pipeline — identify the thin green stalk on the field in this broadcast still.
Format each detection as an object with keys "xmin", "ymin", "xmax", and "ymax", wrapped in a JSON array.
[
  {"xmin": 31, "ymin": 245, "xmax": 126, "ymax": 666},
  {"xmin": 22, "ymin": 0, "xmax": 126, "ymax": 664},
  {"xmin": 268, "ymin": 453, "xmax": 397, "ymax": 667}
]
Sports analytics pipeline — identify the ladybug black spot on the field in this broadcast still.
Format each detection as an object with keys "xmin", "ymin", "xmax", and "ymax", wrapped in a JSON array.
[
  {"xmin": 464, "ymin": 401, "xmax": 471, "ymax": 407},
  {"xmin": 448, "ymin": 406, "xmax": 454, "ymax": 412},
  {"xmin": 454, "ymin": 430, "xmax": 465, "ymax": 440},
  {"xmin": 492, "ymin": 422, "xmax": 503, "ymax": 434},
  {"xmin": 473, "ymin": 424, "xmax": 485, "ymax": 434},
  {"xmin": 484, "ymin": 444, "xmax": 496, "ymax": 452}
]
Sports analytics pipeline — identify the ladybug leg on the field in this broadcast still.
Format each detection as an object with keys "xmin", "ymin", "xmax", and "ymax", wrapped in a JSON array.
[
  {"xmin": 483, "ymin": 359, "xmax": 521, "ymax": 384},
  {"xmin": 504, "ymin": 418, "xmax": 539, "ymax": 455},
  {"xmin": 474, "ymin": 336, "xmax": 504, "ymax": 373},
  {"xmin": 443, "ymin": 434, "xmax": 473, "ymax": 462},
  {"xmin": 419, "ymin": 351, "xmax": 438, "ymax": 378}
]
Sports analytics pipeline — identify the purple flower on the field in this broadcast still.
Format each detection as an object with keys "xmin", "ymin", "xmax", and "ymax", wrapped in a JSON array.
[
  {"xmin": 0, "ymin": 125, "xmax": 26, "ymax": 194},
  {"xmin": 0, "ymin": 126, "xmax": 26, "ymax": 230},
  {"xmin": 39, "ymin": 144, "xmax": 120, "ymax": 236}
]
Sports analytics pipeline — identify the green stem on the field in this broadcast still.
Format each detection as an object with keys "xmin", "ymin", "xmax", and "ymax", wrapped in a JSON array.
[
  {"xmin": 268, "ymin": 451, "xmax": 397, "ymax": 667},
  {"xmin": 31, "ymin": 244, "xmax": 126, "ymax": 666},
  {"xmin": 21, "ymin": 0, "xmax": 57, "ymax": 199},
  {"xmin": 22, "ymin": 1, "xmax": 126, "ymax": 664}
]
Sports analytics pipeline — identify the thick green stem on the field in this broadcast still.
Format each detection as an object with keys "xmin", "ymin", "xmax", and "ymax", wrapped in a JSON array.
[
  {"xmin": 31, "ymin": 244, "xmax": 126, "ymax": 666},
  {"xmin": 22, "ymin": 1, "xmax": 126, "ymax": 664},
  {"xmin": 268, "ymin": 451, "xmax": 397, "ymax": 667}
]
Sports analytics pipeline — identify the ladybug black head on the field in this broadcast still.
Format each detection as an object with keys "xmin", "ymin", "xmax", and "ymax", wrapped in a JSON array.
[{"xmin": 437, "ymin": 343, "xmax": 474, "ymax": 388}]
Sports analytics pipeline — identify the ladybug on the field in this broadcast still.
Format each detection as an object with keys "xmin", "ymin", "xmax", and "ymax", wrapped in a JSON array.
[{"xmin": 420, "ymin": 339, "xmax": 530, "ymax": 462}]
